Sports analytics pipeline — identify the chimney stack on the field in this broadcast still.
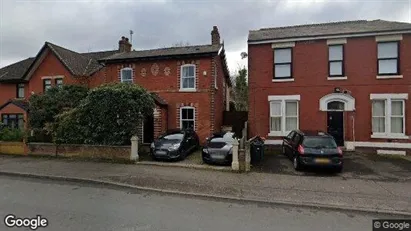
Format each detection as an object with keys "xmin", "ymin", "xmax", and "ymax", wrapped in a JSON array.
[
  {"xmin": 119, "ymin": 36, "xmax": 132, "ymax": 52},
  {"xmin": 211, "ymin": 26, "xmax": 220, "ymax": 45}
]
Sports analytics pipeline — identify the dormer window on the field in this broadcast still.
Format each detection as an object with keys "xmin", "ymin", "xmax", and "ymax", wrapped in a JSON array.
[
  {"xmin": 120, "ymin": 68, "xmax": 133, "ymax": 83},
  {"xmin": 180, "ymin": 64, "xmax": 196, "ymax": 91}
]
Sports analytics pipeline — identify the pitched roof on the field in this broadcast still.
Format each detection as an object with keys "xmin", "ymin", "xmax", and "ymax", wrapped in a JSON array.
[
  {"xmin": 0, "ymin": 99, "xmax": 29, "ymax": 112},
  {"xmin": 0, "ymin": 58, "xmax": 34, "ymax": 82},
  {"xmin": 100, "ymin": 44, "xmax": 221, "ymax": 61},
  {"xmin": 248, "ymin": 20, "xmax": 411, "ymax": 42}
]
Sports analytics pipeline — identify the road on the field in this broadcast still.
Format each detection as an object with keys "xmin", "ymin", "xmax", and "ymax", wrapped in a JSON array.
[{"xmin": 0, "ymin": 175, "xmax": 401, "ymax": 231}]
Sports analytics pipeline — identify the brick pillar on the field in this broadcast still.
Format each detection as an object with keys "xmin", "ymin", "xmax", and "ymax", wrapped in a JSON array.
[{"xmin": 153, "ymin": 106, "xmax": 162, "ymax": 139}]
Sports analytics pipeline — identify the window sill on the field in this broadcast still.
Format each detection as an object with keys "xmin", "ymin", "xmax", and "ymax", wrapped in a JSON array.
[
  {"xmin": 272, "ymin": 78, "xmax": 294, "ymax": 82},
  {"xmin": 371, "ymin": 134, "xmax": 409, "ymax": 139},
  {"xmin": 268, "ymin": 132, "xmax": 290, "ymax": 137},
  {"xmin": 179, "ymin": 89, "xmax": 197, "ymax": 92},
  {"xmin": 376, "ymin": 75, "xmax": 403, "ymax": 79},
  {"xmin": 327, "ymin": 76, "xmax": 347, "ymax": 80}
]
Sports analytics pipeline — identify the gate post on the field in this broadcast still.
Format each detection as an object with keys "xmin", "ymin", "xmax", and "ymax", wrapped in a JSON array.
[
  {"xmin": 232, "ymin": 139, "xmax": 239, "ymax": 171},
  {"xmin": 245, "ymin": 141, "xmax": 251, "ymax": 172},
  {"xmin": 130, "ymin": 136, "xmax": 139, "ymax": 161}
]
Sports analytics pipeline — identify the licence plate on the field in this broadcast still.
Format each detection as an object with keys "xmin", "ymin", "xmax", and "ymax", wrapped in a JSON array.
[
  {"xmin": 156, "ymin": 150, "xmax": 167, "ymax": 155},
  {"xmin": 315, "ymin": 158, "xmax": 330, "ymax": 164}
]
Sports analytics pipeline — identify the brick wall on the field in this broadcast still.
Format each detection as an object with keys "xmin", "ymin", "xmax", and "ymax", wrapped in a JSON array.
[
  {"xmin": 248, "ymin": 34, "xmax": 411, "ymax": 144},
  {"xmin": 28, "ymin": 143, "xmax": 131, "ymax": 160}
]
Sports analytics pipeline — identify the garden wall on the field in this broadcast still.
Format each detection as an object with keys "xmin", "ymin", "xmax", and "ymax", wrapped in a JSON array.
[
  {"xmin": 0, "ymin": 141, "xmax": 25, "ymax": 155},
  {"xmin": 27, "ymin": 143, "xmax": 131, "ymax": 160}
]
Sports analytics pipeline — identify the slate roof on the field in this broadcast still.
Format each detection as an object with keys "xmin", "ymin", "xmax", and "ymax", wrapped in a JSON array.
[
  {"xmin": 0, "ymin": 99, "xmax": 29, "ymax": 112},
  {"xmin": 100, "ymin": 44, "xmax": 221, "ymax": 61},
  {"xmin": 0, "ymin": 58, "xmax": 35, "ymax": 82},
  {"xmin": 150, "ymin": 93, "xmax": 168, "ymax": 107},
  {"xmin": 248, "ymin": 20, "xmax": 411, "ymax": 42}
]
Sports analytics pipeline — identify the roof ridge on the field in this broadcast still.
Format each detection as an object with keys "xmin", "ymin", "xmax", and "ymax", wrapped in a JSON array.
[
  {"xmin": 81, "ymin": 49, "xmax": 118, "ymax": 55},
  {"xmin": 133, "ymin": 43, "xmax": 219, "ymax": 53},
  {"xmin": 251, "ymin": 19, "xmax": 371, "ymax": 32}
]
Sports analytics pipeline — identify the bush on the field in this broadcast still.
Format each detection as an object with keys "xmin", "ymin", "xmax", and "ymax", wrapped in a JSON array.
[
  {"xmin": 28, "ymin": 85, "xmax": 89, "ymax": 131},
  {"xmin": 0, "ymin": 128, "xmax": 24, "ymax": 142},
  {"xmin": 54, "ymin": 83, "xmax": 155, "ymax": 145}
]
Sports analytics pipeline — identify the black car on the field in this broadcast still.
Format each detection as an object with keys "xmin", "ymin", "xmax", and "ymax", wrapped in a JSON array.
[
  {"xmin": 202, "ymin": 132, "xmax": 236, "ymax": 165},
  {"xmin": 282, "ymin": 130, "xmax": 343, "ymax": 172},
  {"xmin": 150, "ymin": 129, "xmax": 199, "ymax": 161}
]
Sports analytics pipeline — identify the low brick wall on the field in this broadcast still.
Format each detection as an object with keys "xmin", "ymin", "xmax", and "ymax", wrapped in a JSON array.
[
  {"xmin": 0, "ymin": 141, "xmax": 25, "ymax": 155},
  {"xmin": 355, "ymin": 147, "xmax": 411, "ymax": 156},
  {"xmin": 27, "ymin": 143, "xmax": 131, "ymax": 160}
]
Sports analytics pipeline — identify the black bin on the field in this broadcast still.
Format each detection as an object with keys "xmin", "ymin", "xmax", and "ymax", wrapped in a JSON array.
[{"xmin": 250, "ymin": 136, "xmax": 264, "ymax": 164}]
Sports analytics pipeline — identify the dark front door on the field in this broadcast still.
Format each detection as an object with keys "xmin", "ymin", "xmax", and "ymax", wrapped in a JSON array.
[
  {"xmin": 143, "ymin": 114, "xmax": 154, "ymax": 144},
  {"xmin": 327, "ymin": 111, "xmax": 344, "ymax": 146}
]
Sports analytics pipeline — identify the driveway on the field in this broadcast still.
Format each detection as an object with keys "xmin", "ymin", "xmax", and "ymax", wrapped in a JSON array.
[{"xmin": 253, "ymin": 147, "xmax": 411, "ymax": 182}]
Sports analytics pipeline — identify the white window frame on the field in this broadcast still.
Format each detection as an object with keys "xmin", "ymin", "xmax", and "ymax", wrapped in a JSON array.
[
  {"xmin": 370, "ymin": 94, "xmax": 408, "ymax": 139},
  {"xmin": 268, "ymin": 95, "xmax": 300, "ymax": 136},
  {"xmin": 180, "ymin": 64, "xmax": 196, "ymax": 91},
  {"xmin": 180, "ymin": 106, "xmax": 195, "ymax": 130},
  {"xmin": 120, "ymin": 67, "xmax": 133, "ymax": 83}
]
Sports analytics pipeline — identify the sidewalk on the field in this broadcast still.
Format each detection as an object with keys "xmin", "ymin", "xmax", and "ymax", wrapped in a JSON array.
[{"xmin": 0, "ymin": 155, "xmax": 410, "ymax": 216}]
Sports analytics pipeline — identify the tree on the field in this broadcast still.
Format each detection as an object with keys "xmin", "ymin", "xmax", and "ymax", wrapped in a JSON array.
[
  {"xmin": 28, "ymin": 85, "xmax": 89, "ymax": 137},
  {"xmin": 54, "ymin": 83, "xmax": 155, "ymax": 145},
  {"xmin": 234, "ymin": 67, "xmax": 248, "ymax": 111}
]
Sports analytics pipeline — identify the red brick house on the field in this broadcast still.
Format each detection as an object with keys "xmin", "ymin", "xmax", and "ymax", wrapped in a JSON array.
[
  {"xmin": 248, "ymin": 20, "xmax": 411, "ymax": 154},
  {"xmin": 0, "ymin": 26, "xmax": 231, "ymax": 144}
]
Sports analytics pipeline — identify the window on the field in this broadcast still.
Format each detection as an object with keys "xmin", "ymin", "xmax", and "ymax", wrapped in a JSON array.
[
  {"xmin": 328, "ymin": 45, "xmax": 344, "ymax": 77},
  {"xmin": 2, "ymin": 114, "xmax": 24, "ymax": 130},
  {"xmin": 43, "ymin": 79, "xmax": 51, "ymax": 92},
  {"xmin": 180, "ymin": 64, "xmax": 196, "ymax": 90},
  {"xmin": 120, "ymin": 68, "xmax": 133, "ymax": 83},
  {"xmin": 378, "ymin": 42, "xmax": 399, "ymax": 75},
  {"xmin": 269, "ymin": 100, "xmax": 299, "ymax": 135},
  {"xmin": 16, "ymin": 84, "xmax": 24, "ymax": 98},
  {"xmin": 372, "ymin": 99, "xmax": 405, "ymax": 137},
  {"xmin": 55, "ymin": 78, "xmax": 63, "ymax": 88},
  {"xmin": 273, "ymin": 48, "xmax": 292, "ymax": 79},
  {"xmin": 180, "ymin": 107, "xmax": 195, "ymax": 130}
]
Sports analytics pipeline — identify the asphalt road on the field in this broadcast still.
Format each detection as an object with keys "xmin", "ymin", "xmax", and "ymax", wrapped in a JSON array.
[{"xmin": 0, "ymin": 176, "xmax": 402, "ymax": 231}]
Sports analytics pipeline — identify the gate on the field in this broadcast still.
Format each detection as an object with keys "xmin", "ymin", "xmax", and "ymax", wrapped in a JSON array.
[{"xmin": 223, "ymin": 111, "xmax": 248, "ymax": 138}]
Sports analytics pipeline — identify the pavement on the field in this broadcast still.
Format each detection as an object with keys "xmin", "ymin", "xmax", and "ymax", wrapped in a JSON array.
[
  {"xmin": 0, "ymin": 175, "xmax": 392, "ymax": 231},
  {"xmin": 0, "ymin": 155, "xmax": 410, "ymax": 216}
]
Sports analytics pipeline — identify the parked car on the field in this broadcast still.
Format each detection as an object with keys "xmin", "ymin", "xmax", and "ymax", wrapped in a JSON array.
[
  {"xmin": 150, "ymin": 129, "xmax": 199, "ymax": 161},
  {"xmin": 282, "ymin": 130, "xmax": 343, "ymax": 172},
  {"xmin": 202, "ymin": 131, "xmax": 236, "ymax": 165}
]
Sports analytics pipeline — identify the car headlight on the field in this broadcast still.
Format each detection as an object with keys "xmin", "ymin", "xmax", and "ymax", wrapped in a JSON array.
[
  {"xmin": 168, "ymin": 143, "xmax": 181, "ymax": 151},
  {"xmin": 228, "ymin": 148, "xmax": 233, "ymax": 155},
  {"xmin": 203, "ymin": 148, "xmax": 208, "ymax": 153}
]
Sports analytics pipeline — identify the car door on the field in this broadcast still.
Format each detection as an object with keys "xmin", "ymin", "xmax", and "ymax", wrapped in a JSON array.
[{"xmin": 186, "ymin": 131, "xmax": 196, "ymax": 153}]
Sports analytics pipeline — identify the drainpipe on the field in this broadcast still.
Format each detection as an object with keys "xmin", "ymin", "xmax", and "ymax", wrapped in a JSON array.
[{"xmin": 351, "ymin": 111, "xmax": 356, "ymax": 151}]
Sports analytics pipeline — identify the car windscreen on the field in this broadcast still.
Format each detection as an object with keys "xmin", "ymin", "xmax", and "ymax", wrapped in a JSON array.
[
  {"xmin": 162, "ymin": 133, "xmax": 184, "ymax": 141},
  {"xmin": 302, "ymin": 137, "xmax": 337, "ymax": 149}
]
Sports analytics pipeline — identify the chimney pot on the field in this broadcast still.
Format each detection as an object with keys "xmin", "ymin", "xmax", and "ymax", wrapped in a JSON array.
[{"xmin": 119, "ymin": 36, "xmax": 132, "ymax": 52}]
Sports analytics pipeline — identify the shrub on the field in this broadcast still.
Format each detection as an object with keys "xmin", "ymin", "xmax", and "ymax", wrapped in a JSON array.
[
  {"xmin": 54, "ymin": 83, "xmax": 155, "ymax": 145},
  {"xmin": 0, "ymin": 128, "xmax": 24, "ymax": 142}
]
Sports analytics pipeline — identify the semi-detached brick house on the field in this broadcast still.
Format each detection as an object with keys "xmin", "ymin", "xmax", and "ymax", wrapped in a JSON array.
[
  {"xmin": 248, "ymin": 20, "xmax": 411, "ymax": 155},
  {"xmin": 0, "ymin": 26, "xmax": 231, "ymax": 144}
]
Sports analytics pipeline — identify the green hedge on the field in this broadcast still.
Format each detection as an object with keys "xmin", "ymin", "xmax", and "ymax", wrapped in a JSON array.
[{"xmin": 0, "ymin": 128, "xmax": 24, "ymax": 142}]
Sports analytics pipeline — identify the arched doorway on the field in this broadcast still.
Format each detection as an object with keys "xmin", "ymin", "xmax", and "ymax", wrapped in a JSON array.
[
  {"xmin": 319, "ymin": 93, "xmax": 355, "ymax": 147},
  {"xmin": 327, "ymin": 101, "xmax": 345, "ymax": 146}
]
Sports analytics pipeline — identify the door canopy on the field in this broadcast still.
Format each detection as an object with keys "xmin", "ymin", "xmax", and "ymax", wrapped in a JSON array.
[{"xmin": 319, "ymin": 93, "xmax": 355, "ymax": 111}]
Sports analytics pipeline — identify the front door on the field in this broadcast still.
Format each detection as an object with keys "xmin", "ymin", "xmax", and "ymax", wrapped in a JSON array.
[
  {"xmin": 327, "ymin": 111, "xmax": 344, "ymax": 146},
  {"xmin": 143, "ymin": 114, "xmax": 154, "ymax": 144}
]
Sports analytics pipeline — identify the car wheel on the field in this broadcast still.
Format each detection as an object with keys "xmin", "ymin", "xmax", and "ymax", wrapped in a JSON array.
[
  {"xmin": 179, "ymin": 151, "xmax": 187, "ymax": 161},
  {"xmin": 151, "ymin": 155, "xmax": 157, "ymax": 161},
  {"xmin": 335, "ymin": 166, "xmax": 343, "ymax": 173},
  {"xmin": 282, "ymin": 146, "xmax": 286, "ymax": 155},
  {"xmin": 293, "ymin": 156, "xmax": 302, "ymax": 171}
]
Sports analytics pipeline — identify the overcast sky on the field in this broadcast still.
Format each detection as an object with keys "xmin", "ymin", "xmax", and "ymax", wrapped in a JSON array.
[{"xmin": 1, "ymin": 0, "xmax": 410, "ymax": 75}]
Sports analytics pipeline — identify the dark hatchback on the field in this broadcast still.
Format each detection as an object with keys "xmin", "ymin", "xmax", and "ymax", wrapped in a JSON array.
[
  {"xmin": 202, "ymin": 132, "xmax": 236, "ymax": 165},
  {"xmin": 150, "ymin": 129, "xmax": 199, "ymax": 161},
  {"xmin": 282, "ymin": 130, "xmax": 343, "ymax": 172}
]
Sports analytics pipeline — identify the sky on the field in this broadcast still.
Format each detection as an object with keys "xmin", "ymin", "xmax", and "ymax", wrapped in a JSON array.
[{"xmin": 0, "ymin": 0, "xmax": 410, "ymax": 76}]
